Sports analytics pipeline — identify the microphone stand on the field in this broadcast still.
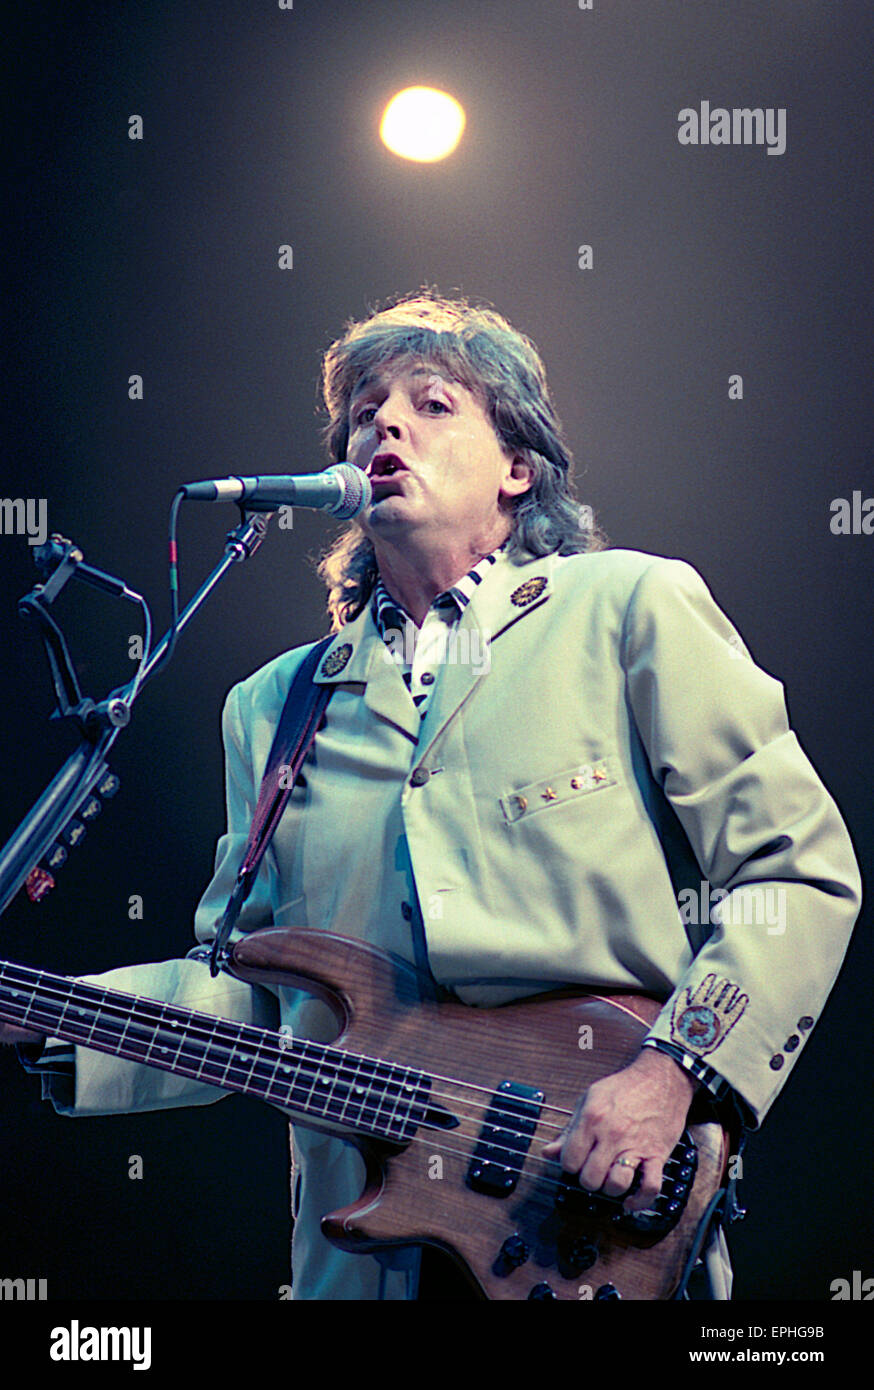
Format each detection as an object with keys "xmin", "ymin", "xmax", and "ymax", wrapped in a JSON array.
[{"xmin": 0, "ymin": 510, "xmax": 273, "ymax": 919}]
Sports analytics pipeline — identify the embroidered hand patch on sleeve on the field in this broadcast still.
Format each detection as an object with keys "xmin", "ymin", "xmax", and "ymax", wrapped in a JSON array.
[{"xmin": 670, "ymin": 974, "xmax": 748, "ymax": 1055}]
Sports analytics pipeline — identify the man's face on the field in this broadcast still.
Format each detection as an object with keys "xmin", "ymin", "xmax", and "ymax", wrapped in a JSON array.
[{"xmin": 346, "ymin": 359, "xmax": 529, "ymax": 545}]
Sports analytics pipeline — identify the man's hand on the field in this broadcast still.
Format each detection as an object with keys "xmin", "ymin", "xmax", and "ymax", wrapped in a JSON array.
[
  {"xmin": 0, "ymin": 1024, "xmax": 44, "ymax": 1047},
  {"xmin": 541, "ymin": 1048, "xmax": 697, "ymax": 1212}
]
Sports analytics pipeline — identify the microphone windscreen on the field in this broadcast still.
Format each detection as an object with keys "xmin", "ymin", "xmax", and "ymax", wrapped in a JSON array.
[{"xmin": 329, "ymin": 464, "xmax": 373, "ymax": 519}]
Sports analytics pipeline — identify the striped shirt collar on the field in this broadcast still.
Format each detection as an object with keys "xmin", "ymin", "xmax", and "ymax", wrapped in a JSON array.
[{"xmin": 371, "ymin": 542, "xmax": 506, "ymax": 640}]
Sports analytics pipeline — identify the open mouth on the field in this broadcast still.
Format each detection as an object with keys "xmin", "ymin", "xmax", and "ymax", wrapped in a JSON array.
[{"xmin": 367, "ymin": 454, "xmax": 408, "ymax": 497}]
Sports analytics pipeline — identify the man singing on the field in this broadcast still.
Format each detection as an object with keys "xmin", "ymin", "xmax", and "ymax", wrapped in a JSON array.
[{"xmin": 3, "ymin": 292, "xmax": 861, "ymax": 1300}]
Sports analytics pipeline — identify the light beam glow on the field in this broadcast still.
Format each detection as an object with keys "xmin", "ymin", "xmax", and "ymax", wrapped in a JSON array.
[{"xmin": 379, "ymin": 87, "xmax": 466, "ymax": 163}]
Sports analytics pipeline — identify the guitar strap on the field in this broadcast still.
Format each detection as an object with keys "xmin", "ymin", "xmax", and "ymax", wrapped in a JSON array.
[{"xmin": 209, "ymin": 636, "xmax": 335, "ymax": 976}]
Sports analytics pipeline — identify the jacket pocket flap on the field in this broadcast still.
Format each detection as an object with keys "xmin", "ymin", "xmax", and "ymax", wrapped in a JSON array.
[{"xmin": 499, "ymin": 759, "xmax": 616, "ymax": 823}]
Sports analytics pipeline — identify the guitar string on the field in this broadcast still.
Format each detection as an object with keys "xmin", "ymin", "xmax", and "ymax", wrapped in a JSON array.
[
  {"xmin": 0, "ymin": 967, "xmax": 650, "ymax": 1140},
  {"xmin": 0, "ymin": 965, "xmax": 582, "ymax": 1127},
  {"xmin": 1, "ymin": 957, "xmax": 639, "ymax": 1128},
  {"xmin": 0, "ymin": 976, "xmax": 576, "ymax": 1155},
  {"xmin": 0, "ymin": 979, "xmax": 693, "ymax": 1202},
  {"xmin": 1, "ymin": 982, "xmax": 680, "ymax": 1203},
  {"xmin": 0, "ymin": 973, "xmax": 668, "ymax": 1183},
  {"xmin": 2, "ymin": 986, "xmax": 578, "ymax": 1165},
  {"xmin": 385, "ymin": 1128, "xmax": 690, "ymax": 1202},
  {"xmin": 0, "ymin": 971, "xmax": 658, "ymax": 1166}
]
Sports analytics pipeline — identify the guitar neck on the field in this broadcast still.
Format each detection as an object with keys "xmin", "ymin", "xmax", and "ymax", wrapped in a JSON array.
[{"xmin": 0, "ymin": 959, "xmax": 430, "ymax": 1144}]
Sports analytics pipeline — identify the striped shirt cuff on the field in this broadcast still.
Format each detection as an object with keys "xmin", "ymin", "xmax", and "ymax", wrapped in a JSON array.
[
  {"xmin": 640, "ymin": 1038, "xmax": 733, "ymax": 1103},
  {"xmin": 18, "ymin": 1038, "xmax": 75, "ymax": 1107}
]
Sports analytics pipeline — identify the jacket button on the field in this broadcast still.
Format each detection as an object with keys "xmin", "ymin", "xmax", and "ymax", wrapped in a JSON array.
[
  {"xmin": 784, "ymin": 1034, "xmax": 799, "ymax": 1052},
  {"xmin": 410, "ymin": 766, "xmax": 430, "ymax": 787},
  {"xmin": 420, "ymin": 672, "xmax": 435, "ymax": 686},
  {"xmin": 769, "ymin": 1054, "xmax": 784, "ymax": 1070},
  {"xmin": 798, "ymin": 1016, "xmax": 814, "ymax": 1031},
  {"xmin": 401, "ymin": 902, "xmax": 413, "ymax": 921}
]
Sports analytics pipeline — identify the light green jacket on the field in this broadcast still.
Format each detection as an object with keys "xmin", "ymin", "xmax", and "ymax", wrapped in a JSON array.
[{"xmin": 40, "ymin": 547, "xmax": 861, "ymax": 1298}]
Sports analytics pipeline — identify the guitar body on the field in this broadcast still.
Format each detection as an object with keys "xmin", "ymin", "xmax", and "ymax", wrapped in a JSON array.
[{"xmin": 231, "ymin": 927, "xmax": 729, "ymax": 1301}]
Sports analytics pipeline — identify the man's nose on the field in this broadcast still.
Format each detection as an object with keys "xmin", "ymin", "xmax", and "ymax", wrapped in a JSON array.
[{"xmin": 373, "ymin": 394, "xmax": 407, "ymax": 439}]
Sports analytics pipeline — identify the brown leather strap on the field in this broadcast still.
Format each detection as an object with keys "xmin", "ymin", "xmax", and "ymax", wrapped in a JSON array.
[{"xmin": 209, "ymin": 637, "xmax": 334, "ymax": 974}]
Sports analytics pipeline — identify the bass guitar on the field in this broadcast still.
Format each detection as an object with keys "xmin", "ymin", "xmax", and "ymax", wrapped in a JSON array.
[{"xmin": 0, "ymin": 926, "xmax": 730, "ymax": 1299}]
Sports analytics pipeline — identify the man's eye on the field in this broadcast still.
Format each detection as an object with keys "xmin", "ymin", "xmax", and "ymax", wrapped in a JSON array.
[
  {"xmin": 423, "ymin": 399, "xmax": 448, "ymax": 413},
  {"xmin": 355, "ymin": 406, "xmax": 377, "ymax": 426}
]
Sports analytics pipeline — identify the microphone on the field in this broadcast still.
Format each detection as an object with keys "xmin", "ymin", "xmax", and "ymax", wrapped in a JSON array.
[{"xmin": 181, "ymin": 463, "xmax": 372, "ymax": 519}]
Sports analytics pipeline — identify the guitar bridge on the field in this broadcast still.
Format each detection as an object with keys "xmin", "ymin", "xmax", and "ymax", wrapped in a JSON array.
[
  {"xmin": 555, "ymin": 1131, "xmax": 699, "ymax": 1238},
  {"xmin": 467, "ymin": 1080, "xmax": 544, "ymax": 1197}
]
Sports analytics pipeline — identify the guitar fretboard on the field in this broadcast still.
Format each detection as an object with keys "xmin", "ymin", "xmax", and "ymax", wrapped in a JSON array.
[{"xmin": 0, "ymin": 960, "xmax": 430, "ymax": 1143}]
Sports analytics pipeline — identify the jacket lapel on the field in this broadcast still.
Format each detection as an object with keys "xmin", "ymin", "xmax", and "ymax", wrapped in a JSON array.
[
  {"xmin": 313, "ymin": 605, "xmax": 422, "ymax": 742},
  {"xmin": 312, "ymin": 551, "xmax": 557, "ymax": 751},
  {"xmin": 414, "ymin": 550, "xmax": 557, "ymax": 758}
]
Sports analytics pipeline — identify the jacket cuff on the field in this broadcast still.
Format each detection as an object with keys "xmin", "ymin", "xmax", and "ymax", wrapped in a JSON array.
[{"xmin": 17, "ymin": 1038, "xmax": 76, "ymax": 1111}]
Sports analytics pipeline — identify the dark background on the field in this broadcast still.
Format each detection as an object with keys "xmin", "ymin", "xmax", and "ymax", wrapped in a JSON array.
[{"xmin": 1, "ymin": 0, "xmax": 871, "ymax": 1302}]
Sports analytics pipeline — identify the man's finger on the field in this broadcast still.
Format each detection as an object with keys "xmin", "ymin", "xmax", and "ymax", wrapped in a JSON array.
[
  {"xmin": 542, "ymin": 1121, "xmax": 595, "ymax": 1175},
  {"xmin": 623, "ymin": 1156, "xmax": 665, "ymax": 1212},
  {"xmin": 601, "ymin": 1154, "xmax": 640, "ymax": 1198},
  {"xmin": 578, "ymin": 1139, "xmax": 621, "ymax": 1192}
]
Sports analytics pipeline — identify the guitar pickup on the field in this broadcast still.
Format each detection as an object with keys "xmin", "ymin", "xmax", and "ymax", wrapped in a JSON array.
[
  {"xmin": 555, "ymin": 1131, "xmax": 699, "ymax": 1239},
  {"xmin": 467, "ymin": 1080, "xmax": 544, "ymax": 1197}
]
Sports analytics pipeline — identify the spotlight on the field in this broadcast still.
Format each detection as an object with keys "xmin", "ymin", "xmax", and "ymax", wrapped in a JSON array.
[{"xmin": 379, "ymin": 86, "xmax": 466, "ymax": 163}]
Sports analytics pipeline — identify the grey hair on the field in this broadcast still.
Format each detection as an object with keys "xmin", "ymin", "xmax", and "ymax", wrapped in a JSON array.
[{"xmin": 316, "ymin": 290, "xmax": 605, "ymax": 629}]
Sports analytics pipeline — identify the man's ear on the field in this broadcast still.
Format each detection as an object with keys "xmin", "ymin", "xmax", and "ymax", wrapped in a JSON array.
[{"xmin": 500, "ymin": 453, "xmax": 535, "ymax": 499}]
